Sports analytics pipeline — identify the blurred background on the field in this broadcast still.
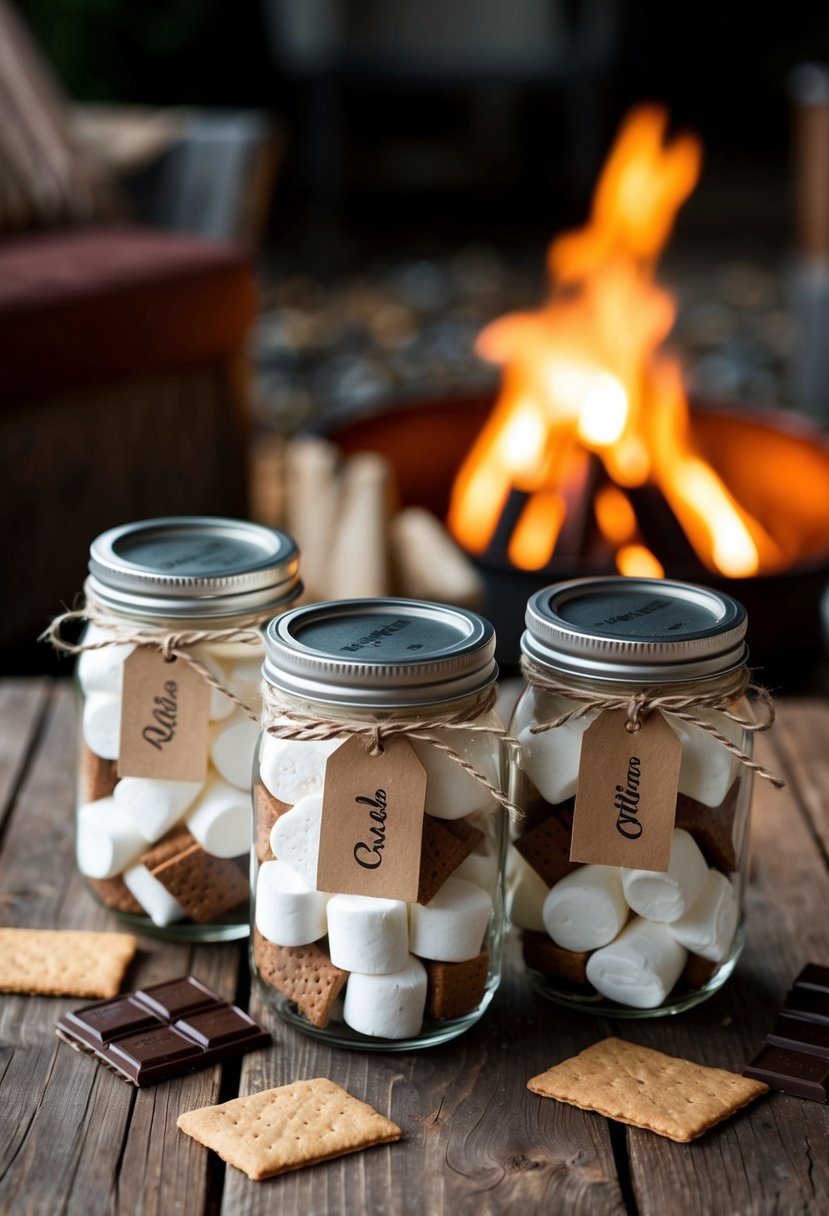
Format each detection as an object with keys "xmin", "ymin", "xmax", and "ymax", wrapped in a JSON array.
[{"xmin": 4, "ymin": 0, "xmax": 829, "ymax": 681}]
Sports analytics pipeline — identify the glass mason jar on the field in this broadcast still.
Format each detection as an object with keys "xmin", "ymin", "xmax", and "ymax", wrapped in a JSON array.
[
  {"xmin": 251, "ymin": 598, "xmax": 508, "ymax": 1049},
  {"xmin": 73, "ymin": 516, "xmax": 301, "ymax": 941},
  {"xmin": 508, "ymin": 576, "xmax": 759, "ymax": 1017}
]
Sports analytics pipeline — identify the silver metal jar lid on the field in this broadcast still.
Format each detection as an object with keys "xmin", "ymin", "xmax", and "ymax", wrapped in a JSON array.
[
  {"xmin": 87, "ymin": 517, "xmax": 301, "ymax": 619},
  {"xmin": 263, "ymin": 598, "xmax": 498, "ymax": 707},
  {"xmin": 522, "ymin": 577, "xmax": 748, "ymax": 682}
]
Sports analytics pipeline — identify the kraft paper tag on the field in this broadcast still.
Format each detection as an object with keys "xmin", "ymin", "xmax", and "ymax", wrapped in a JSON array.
[
  {"xmin": 118, "ymin": 649, "xmax": 211, "ymax": 782},
  {"xmin": 317, "ymin": 735, "xmax": 427, "ymax": 901},
  {"xmin": 570, "ymin": 709, "xmax": 682, "ymax": 873}
]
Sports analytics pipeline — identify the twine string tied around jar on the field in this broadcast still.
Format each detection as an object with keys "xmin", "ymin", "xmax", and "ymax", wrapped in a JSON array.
[
  {"xmin": 42, "ymin": 593, "xmax": 273, "ymax": 720},
  {"xmin": 261, "ymin": 682, "xmax": 523, "ymax": 820},
  {"xmin": 520, "ymin": 656, "xmax": 784, "ymax": 789}
]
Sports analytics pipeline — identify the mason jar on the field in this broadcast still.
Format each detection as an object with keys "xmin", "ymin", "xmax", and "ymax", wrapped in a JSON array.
[
  {"xmin": 508, "ymin": 576, "xmax": 766, "ymax": 1017},
  {"xmin": 71, "ymin": 517, "xmax": 301, "ymax": 941},
  {"xmin": 251, "ymin": 598, "xmax": 508, "ymax": 1049}
]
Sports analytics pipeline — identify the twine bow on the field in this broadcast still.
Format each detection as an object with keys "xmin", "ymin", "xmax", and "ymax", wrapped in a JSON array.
[
  {"xmin": 41, "ymin": 592, "xmax": 272, "ymax": 720},
  {"xmin": 261, "ymin": 682, "xmax": 522, "ymax": 819},
  {"xmin": 520, "ymin": 656, "xmax": 784, "ymax": 789}
]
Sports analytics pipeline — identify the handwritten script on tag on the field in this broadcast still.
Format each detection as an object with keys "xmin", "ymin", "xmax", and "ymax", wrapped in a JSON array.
[
  {"xmin": 317, "ymin": 735, "xmax": 427, "ymax": 900},
  {"xmin": 570, "ymin": 709, "xmax": 681, "ymax": 872},
  {"xmin": 118, "ymin": 648, "xmax": 210, "ymax": 782}
]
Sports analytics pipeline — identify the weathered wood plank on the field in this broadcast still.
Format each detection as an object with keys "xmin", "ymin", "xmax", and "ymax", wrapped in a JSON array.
[
  {"xmin": 0, "ymin": 678, "xmax": 51, "ymax": 832},
  {"xmin": 624, "ymin": 730, "xmax": 829, "ymax": 1216},
  {"xmin": 222, "ymin": 949, "xmax": 626, "ymax": 1215},
  {"xmin": 0, "ymin": 682, "xmax": 242, "ymax": 1216},
  {"xmin": 3, "ymin": 685, "xmax": 829, "ymax": 1216}
]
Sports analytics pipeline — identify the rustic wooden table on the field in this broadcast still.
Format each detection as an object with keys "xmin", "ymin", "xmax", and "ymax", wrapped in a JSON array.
[{"xmin": 1, "ymin": 678, "xmax": 828, "ymax": 1215}]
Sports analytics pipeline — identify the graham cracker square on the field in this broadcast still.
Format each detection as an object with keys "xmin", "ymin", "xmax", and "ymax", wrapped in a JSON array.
[
  {"xmin": 177, "ymin": 1078, "xmax": 401, "ymax": 1180},
  {"xmin": 513, "ymin": 804, "xmax": 579, "ymax": 888},
  {"xmin": 426, "ymin": 951, "xmax": 489, "ymax": 1019},
  {"xmin": 149, "ymin": 838, "xmax": 248, "ymax": 923},
  {"xmin": 0, "ymin": 928, "xmax": 137, "ymax": 998},
  {"xmin": 521, "ymin": 931, "xmax": 591, "ymax": 985},
  {"xmin": 253, "ymin": 929, "xmax": 347, "ymax": 1029},
  {"xmin": 87, "ymin": 875, "xmax": 145, "ymax": 917},
  {"xmin": 255, "ymin": 783, "xmax": 290, "ymax": 864},
  {"xmin": 417, "ymin": 814, "xmax": 482, "ymax": 905},
  {"xmin": 528, "ymin": 1037, "xmax": 768, "ymax": 1143},
  {"xmin": 675, "ymin": 780, "xmax": 740, "ymax": 873}
]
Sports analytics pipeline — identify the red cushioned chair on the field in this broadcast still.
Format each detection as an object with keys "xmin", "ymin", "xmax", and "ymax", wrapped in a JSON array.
[{"xmin": 0, "ymin": 5, "xmax": 259, "ymax": 668}]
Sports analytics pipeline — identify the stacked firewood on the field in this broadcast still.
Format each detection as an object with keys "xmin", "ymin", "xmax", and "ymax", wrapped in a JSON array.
[{"xmin": 251, "ymin": 434, "xmax": 483, "ymax": 610}]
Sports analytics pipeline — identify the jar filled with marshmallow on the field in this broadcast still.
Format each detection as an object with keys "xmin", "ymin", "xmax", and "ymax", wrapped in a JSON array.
[
  {"xmin": 252, "ymin": 598, "xmax": 508, "ymax": 1049},
  {"xmin": 66, "ymin": 517, "xmax": 301, "ymax": 941},
  {"xmin": 509, "ymin": 576, "xmax": 774, "ymax": 1017}
]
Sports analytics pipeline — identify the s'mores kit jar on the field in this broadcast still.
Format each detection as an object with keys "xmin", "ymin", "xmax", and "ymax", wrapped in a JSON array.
[
  {"xmin": 252, "ymin": 598, "xmax": 509, "ymax": 1048},
  {"xmin": 53, "ymin": 517, "xmax": 301, "ymax": 941},
  {"xmin": 509, "ymin": 577, "xmax": 780, "ymax": 1017}
]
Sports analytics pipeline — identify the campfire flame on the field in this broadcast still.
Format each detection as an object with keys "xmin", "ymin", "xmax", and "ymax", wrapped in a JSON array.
[{"xmin": 448, "ymin": 107, "xmax": 784, "ymax": 578}]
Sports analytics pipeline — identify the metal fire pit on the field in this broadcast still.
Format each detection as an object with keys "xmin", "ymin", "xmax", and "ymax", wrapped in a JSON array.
[{"xmin": 329, "ymin": 395, "xmax": 829, "ymax": 688}]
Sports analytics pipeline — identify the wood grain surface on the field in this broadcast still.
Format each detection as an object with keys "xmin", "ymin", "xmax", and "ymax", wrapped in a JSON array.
[{"xmin": 0, "ymin": 681, "xmax": 827, "ymax": 1215}]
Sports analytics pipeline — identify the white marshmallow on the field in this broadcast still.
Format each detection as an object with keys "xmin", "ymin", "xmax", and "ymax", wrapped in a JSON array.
[
  {"xmin": 254, "ymin": 859, "xmax": 329, "ymax": 947},
  {"xmin": 672, "ymin": 711, "xmax": 739, "ymax": 807},
  {"xmin": 542, "ymin": 865, "xmax": 628, "ymax": 951},
  {"xmin": 408, "ymin": 876, "xmax": 492, "ymax": 962},
  {"xmin": 271, "ymin": 792, "xmax": 323, "ymax": 889},
  {"xmin": 411, "ymin": 730, "xmax": 500, "ymax": 820},
  {"xmin": 209, "ymin": 710, "xmax": 259, "ymax": 790},
  {"xmin": 327, "ymin": 894, "xmax": 409, "ymax": 974},
  {"xmin": 82, "ymin": 692, "xmax": 122, "ymax": 761},
  {"xmin": 585, "ymin": 917, "xmax": 688, "ymax": 1009},
  {"xmin": 516, "ymin": 700, "xmax": 594, "ymax": 804},
  {"xmin": 186, "ymin": 774, "xmax": 251, "ymax": 858},
  {"xmin": 123, "ymin": 863, "xmax": 186, "ymax": 926},
  {"xmin": 508, "ymin": 858, "xmax": 549, "ymax": 932},
  {"xmin": 76, "ymin": 625, "xmax": 134, "ymax": 695},
  {"xmin": 76, "ymin": 797, "xmax": 147, "ymax": 879},
  {"xmin": 667, "ymin": 869, "xmax": 739, "ymax": 963},
  {"xmin": 113, "ymin": 776, "xmax": 202, "ymax": 843},
  {"xmin": 454, "ymin": 849, "xmax": 499, "ymax": 895},
  {"xmin": 259, "ymin": 735, "xmax": 342, "ymax": 804},
  {"xmin": 342, "ymin": 956, "xmax": 428, "ymax": 1039},
  {"xmin": 621, "ymin": 828, "xmax": 709, "ymax": 923},
  {"xmin": 190, "ymin": 648, "xmax": 235, "ymax": 722},
  {"xmin": 227, "ymin": 658, "xmax": 263, "ymax": 711}
]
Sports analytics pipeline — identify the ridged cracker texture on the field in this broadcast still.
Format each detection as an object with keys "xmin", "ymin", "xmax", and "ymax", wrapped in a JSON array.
[
  {"xmin": 177, "ymin": 1077, "xmax": 401, "ymax": 1180},
  {"xmin": 527, "ymin": 1036, "xmax": 768, "ymax": 1143},
  {"xmin": 0, "ymin": 928, "xmax": 137, "ymax": 998}
]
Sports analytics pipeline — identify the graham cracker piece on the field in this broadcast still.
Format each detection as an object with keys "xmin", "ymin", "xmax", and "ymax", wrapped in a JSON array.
[
  {"xmin": 87, "ymin": 875, "xmax": 145, "ymax": 917},
  {"xmin": 521, "ymin": 931, "xmax": 591, "ymax": 985},
  {"xmin": 514, "ymin": 804, "xmax": 579, "ymax": 889},
  {"xmin": 426, "ymin": 951, "xmax": 488, "ymax": 1019},
  {"xmin": 524, "ymin": 791, "xmax": 575, "ymax": 833},
  {"xmin": 177, "ymin": 1077, "xmax": 401, "ymax": 1181},
  {"xmin": 675, "ymin": 780, "xmax": 740, "ymax": 873},
  {"xmin": 417, "ymin": 814, "xmax": 482, "ymax": 905},
  {"xmin": 254, "ymin": 782, "xmax": 290, "ymax": 864},
  {"xmin": 527, "ymin": 1037, "xmax": 768, "ymax": 1143},
  {"xmin": 680, "ymin": 953, "xmax": 718, "ymax": 989},
  {"xmin": 0, "ymin": 928, "xmax": 137, "ymax": 998},
  {"xmin": 79, "ymin": 743, "xmax": 118, "ymax": 804},
  {"xmin": 253, "ymin": 929, "xmax": 347, "ymax": 1029},
  {"xmin": 150, "ymin": 839, "xmax": 248, "ymax": 923},
  {"xmin": 141, "ymin": 826, "xmax": 196, "ymax": 870}
]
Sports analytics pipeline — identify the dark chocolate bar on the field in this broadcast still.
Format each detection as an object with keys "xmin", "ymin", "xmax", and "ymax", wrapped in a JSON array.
[
  {"xmin": 792, "ymin": 963, "xmax": 829, "ymax": 993},
  {"xmin": 743, "ymin": 1045, "xmax": 829, "ymax": 1103},
  {"xmin": 55, "ymin": 976, "xmax": 270, "ymax": 1086},
  {"xmin": 767, "ymin": 1014, "xmax": 829, "ymax": 1058},
  {"xmin": 742, "ymin": 961, "xmax": 829, "ymax": 1102}
]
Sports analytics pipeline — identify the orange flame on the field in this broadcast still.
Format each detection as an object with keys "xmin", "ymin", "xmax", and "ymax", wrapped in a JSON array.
[{"xmin": 448, "ymin": 106, "xmax": 783, "ymax": 577}]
